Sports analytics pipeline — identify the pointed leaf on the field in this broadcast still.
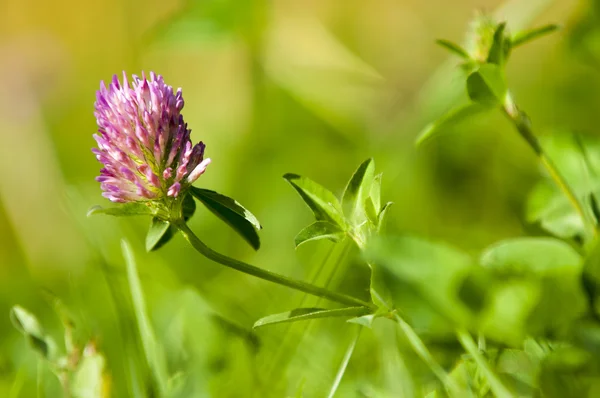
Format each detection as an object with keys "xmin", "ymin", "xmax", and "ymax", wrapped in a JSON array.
[
  {"xmin": 467, "ymin": 63, "xmax": 507, "ymax": 106},
  {"xmin": 190, "ymin": 187, "xmax": 261, "ymax": 250},
  {"xmin": 347, "ymin": 314, "xmax": 376, "ymax": 328},
  {"xmin": 487, "ymin": 22, "xmax": 507, "ymax": 65},
  {"xmin": 253, "ymin": 307, "xmax": 369, "ymax": 329},
  {"xmin": 10, "ymin": 306, "xmax": 55, "ymax": 359},
  {"xmin": 370, "ymin": 173, "xmax": 382, "ymax": 212},
  {"xmin": 416, "ymin": 103, "xmax": 491, "ymax": 145},
  {"xmin": 377, "ymin": 202, "xmax": 393, "ymax": 233},
  {"xmin": 342, "ymin": 158, "xmax": 375, "ymax": 225},
  {"xmin": 284, "ymin": 174, "xmax": 345, "ymax": 228},
  {"xmin": 512, "ymin": 24, "xmax": 559, "ymax": 48},
  {"xmin": 436, "ymin": 39, "xmax": 470, "ymax": 59},
  {"xmin": 364, "ymin": 197, "xmax": 378, "ymax": 226},
  {"xmin": 146, "ymin": 218, "xmax": 171, "ymax": 252},
  {"xmin": 294, "ymin": 221, "xmax": 346, "ymax": 248},
  {"xmin": 87, "ymin": 202, "xmax": 155, "ymax": 217}
]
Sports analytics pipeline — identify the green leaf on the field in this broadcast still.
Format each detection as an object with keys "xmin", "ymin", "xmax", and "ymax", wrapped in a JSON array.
[
  {"xmin": 416, "ymin": 103, "xmax": 491, "ymax": 145},
  {"xmin": 253, "ymin": 307, "xmax": 369, "ymax": 329},
  {"xmin": 143, "ymin": 193, "xmax": 197, "ymax": 252},
  {"xmin": 70, "ymin": 344, "xmax": 107, "ymax": 398},
  {"xmin": 487, "ymin": 22, "xmax": 508, "ymax": 65},
  {"xmin": 526, "ymin": 133, "xmax": 600, "ymax": 241},
  {"xmin": 480, "ymin": 238, "xmax": 587, "ymax": 337},
  {"xmin": 480, "ymin": 237, "xmax": 581, "ymax": 274},
  {"xmin": 342, "ymin": 158, "xmax": 375, "ymax": 225},
  {"xmin": 121, "ymin": 240, "xmax": 169, "ymax": 396},
  {"xmin": 10, "ymin": 306, "xmax": 55, "ymax": 359},
  {"xmin": 364, "ymin": 197, "xmax": 378, "ymax": 226},
  {"xmin": 466, "ymin": 63, "xmax": 507, "ymax": 106},
  {"xmin": 284, "ymin": 173, "xmax": 346, "ymax": 228},
  {"xmin": 435, "ymin": 39, "xmax": 470, "ymax": 59},
  {"xmin": 539, "ymin": 346, "xmax": 591, "ymax": 398},
  {"xmin": 347, "ymin": 314, "xmax": 376, "ymax": 328},
  {"xmin": 146, "ymin": 218, "xmax": 171, "ymax": 252},
  {"xmin": 190, "ymin": 187, "xmax": 262, "ymax": 250},
  {"xmin": 511, "ymin": 24, "xmax": 559, "ymax": 48},
  {"xmin": 87, "ymin": 202, "xmax": 155, "ymax": 217},
  {"xmin": 370, "ymin": 173, "xmax": 382, "ymax": 213},
  {"xmin": 377, "ymin": 202, "xmax": 393, "ymax": 233},
  {"xmin": 294, "ymin": 221, "xmax": 346, "ymax": 248},
  {"xmin": 366, "ymin": 236, "xmax": 475, "ymax": 331}
]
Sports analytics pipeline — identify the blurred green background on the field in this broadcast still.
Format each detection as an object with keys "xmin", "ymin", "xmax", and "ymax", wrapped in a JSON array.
[{"xmin": 0, "ymin": 0, "xmax": 599, "ymax": 396}]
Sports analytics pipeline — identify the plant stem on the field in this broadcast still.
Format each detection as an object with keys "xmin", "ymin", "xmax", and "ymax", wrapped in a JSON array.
[
  {"xmin": 174, "ymin": 221, "xmax": 376, "ymax": 310},
  {"xmin": 327, "ymin": 327, "xmax": 361, "ymax": 398},
  {"xmin": 502, "ymin": 93, "xmax": 596, "ymax": 237},
  {"xmin": 393, "ymin": 313, "xmax": 461, "ymax": 396},
  {"xmin": 456, "ymin": 329, "xmax": 511, "ymax": 398}
]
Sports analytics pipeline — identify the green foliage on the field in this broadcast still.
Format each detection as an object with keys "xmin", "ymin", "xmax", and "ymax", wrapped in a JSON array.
[
  {"xmin": 466, "ymin": 64, "xmax": 507, "ymax": 106},
  {"xmin": 146, "ymin": 218, "xmax": 171, "ymax": 252},
  {"xmin": 6, "ymin": 1, "xmax": 600, "ymax": 397},
  {"xmin": 341, "ymin": 158, "xmax": 375, "ymax": 227},
  {"xmin": 512, "ymin": 24, "xmax": 560, "ymax": 48},
  {"xmin": 435, "ymin": 39, "xmax": 470, "ymax": 59},
  {"xmin": 479, "ymin": 238, "xmax": 587, "ymax": 339},
  {"xmin": 526, "ymin": 133, "xmax": 600, "ymax": 241},
  {"xmin": 190, "ymin": 187, "xmax": 262, "ymax": 250},
  {"xmin": 366, "ymin": 236, "xmax": 475, "ymax": 331},
  {"xmin": 294, "ymin": 221, "xmax": 346, "ymax": 248},
  {"xmin": 284, "ymin": 173, "xmax": 346, "ymax": 228},
  {"xmin": 253, "ymin": 307, "xmax": 369, "ymax": 329},
  {"xmin": 416, "ymin": 103, "xmax": 491, "ymax": 145},
  {"xmin": 10, "ymin": 306, "xmax": 56, "ymax": 360}
]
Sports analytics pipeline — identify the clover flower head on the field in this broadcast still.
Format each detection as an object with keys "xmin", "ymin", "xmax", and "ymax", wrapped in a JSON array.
[{"xmin": 93, "ymin": 71, "xmax": 211, "ymax": 203}]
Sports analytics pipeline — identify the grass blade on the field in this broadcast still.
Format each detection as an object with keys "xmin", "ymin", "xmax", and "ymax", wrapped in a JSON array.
[
  {"xmin": 121, "ymin": 240, "xmax": 169, "ymax": 396},
  {"xmin": 327, "ymin": 327, "xmax": 361, "ymax": 398}
]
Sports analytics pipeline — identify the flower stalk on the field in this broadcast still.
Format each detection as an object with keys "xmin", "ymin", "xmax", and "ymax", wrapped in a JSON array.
[{"xmin": 174, "ymin": 220, "xmax": 376, "ymax": 310}]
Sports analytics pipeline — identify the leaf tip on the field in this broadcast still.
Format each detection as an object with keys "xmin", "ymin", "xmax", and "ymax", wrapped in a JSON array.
[
  {"xmin": 416, "ymin": 123, "xmax": 435, "ymax": 146},
  {"xmin": 283, "ymin": 173, "xmax": 300, "ymax": 181},
  {"xmin": 87, "ymin": 205, "xmax": 102, "ymax": 217}
]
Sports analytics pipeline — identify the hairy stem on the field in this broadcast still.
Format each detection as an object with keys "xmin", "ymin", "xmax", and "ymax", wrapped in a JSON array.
[
  {"xmin": 503, "ymin": 92, "xmax": 596, "ymax": 237},
  {"xmin": 174, "ymin": 220, "xmax": 376, "ymax": 310}
]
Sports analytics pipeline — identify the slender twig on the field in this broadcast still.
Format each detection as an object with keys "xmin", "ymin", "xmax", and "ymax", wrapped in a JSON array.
[
  {"xmin": 456, "ymin": 329, "xmax": 511, "ymax": 398},
  {"xmin": 503, "ymin": 92, "xmax": 596, "ymax": 237},
  {"xmin": 174, "ymin": 220, "xmax": 376, "ymax": 310}
]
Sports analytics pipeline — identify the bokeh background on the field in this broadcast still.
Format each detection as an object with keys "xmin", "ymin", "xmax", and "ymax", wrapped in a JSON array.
[{"xmin": 0, "ymin": 0, "xmax": 598, "ymax": 396}]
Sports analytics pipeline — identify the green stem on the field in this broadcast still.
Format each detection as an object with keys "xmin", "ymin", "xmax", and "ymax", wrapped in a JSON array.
[
  {"xmin": 327, "ymin": 327, "xmax": 361, "ymax": 398},
  {"xmin": 393, "ymin": 313, "xmax": 461, "ymax": 396},
  {"xmin": 503, "ymin": 93, "xmax": 596, "ymax": 237},
  {"xmin": 456, "ymin": 329, "xmax": 511, "ymax": 398},
  {"xmin": 174, "ymin": 220, "xmax": 376, "ymax": 310}
]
